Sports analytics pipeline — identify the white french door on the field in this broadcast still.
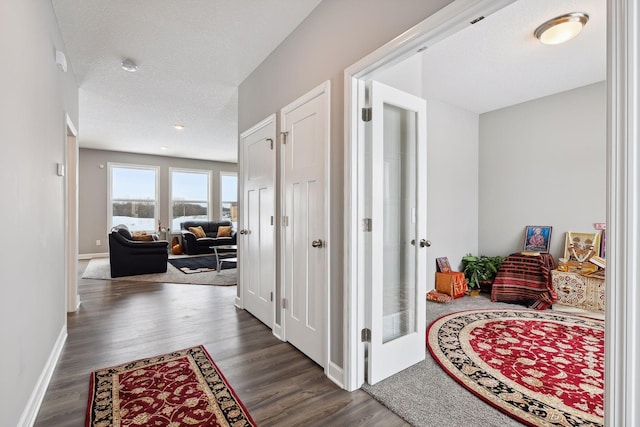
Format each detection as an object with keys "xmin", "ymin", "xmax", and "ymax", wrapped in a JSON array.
[
  {"xmin": 366, "ymin": 80, "xmax": 427, "ymax": 385},
  {"xmin": 239, "ymin": 115, "xmax": 276, "ymax": 328},
  {"xmin": 281, "ymin": 81, "xmax": 330, "ymax": 367}
]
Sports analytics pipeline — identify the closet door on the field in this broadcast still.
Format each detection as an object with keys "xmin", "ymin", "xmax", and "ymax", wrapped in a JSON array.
[
  {"xmin": 239, "ymin": 115, "xmax": 276, "ymax": 328},
  {"xmin": 281, "ymin": 81, "xmax": 330, "ymax": 367}
]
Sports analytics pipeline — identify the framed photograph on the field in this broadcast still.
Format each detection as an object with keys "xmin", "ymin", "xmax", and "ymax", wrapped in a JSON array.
[
  {"xmin": 564, "ymin": 231, "xmax": 601, "ymax": 260},
  {"xmin": 436, "ymin": 257, "xmax": 452, "ymax": 273},
  {"xmin": 523, "ymin": 226, "xmax": 552, "ymax": 253}
]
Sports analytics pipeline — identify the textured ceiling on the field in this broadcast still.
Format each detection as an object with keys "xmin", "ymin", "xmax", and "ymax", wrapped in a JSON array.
[
  {"xmin": 52, "ymin": 0, "xmax": 322, "ymax": 163},
  {"xmin": 53, "ymin": 0, "xmax": 605, "ymax": 163},
  {"xmin": 421, "ymin": 0, "xmax": 606, "ymax": 114}
]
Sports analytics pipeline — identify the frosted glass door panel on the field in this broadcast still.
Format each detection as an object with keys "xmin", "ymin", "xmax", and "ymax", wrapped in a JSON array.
[{"xmin": 382, "ymin": 103, "xmax": 417, "ymax": 343}]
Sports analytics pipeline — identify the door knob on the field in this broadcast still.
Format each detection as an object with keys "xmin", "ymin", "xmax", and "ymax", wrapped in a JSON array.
[
  {"xmin": 311, "ymin": 239, "xmax": 324, "ymax": 248},
  {"xmin": 239, "ymin": 229, "xmax": 249, "ymax": 235},
  {"xmin": 419, "ymin": 239, "xmax": 431, "ymax": 248}
]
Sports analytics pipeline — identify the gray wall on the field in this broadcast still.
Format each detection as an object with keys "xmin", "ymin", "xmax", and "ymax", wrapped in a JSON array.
[
  {"xmin": 79, "ymin": 148, "xmax": 237, "ymax": 255},
  {"xmin": 239, "ymin": 0, "xmax": 453, "ymax": 369},
  {"xmin": 0, "ymin": 0, "xmax": 79, "ymax": 424},
  {"xmin": 479, "ymin": 81, "xmax": 606, "ymax": 258}
]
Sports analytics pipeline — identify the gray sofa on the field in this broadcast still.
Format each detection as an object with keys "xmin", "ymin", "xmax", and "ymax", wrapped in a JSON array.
[{"xmin": 179, "ymin": 220, "xmax": 236, "ymax": 255}]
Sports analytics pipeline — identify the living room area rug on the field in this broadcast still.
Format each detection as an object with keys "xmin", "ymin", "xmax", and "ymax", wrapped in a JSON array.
[
  {"xmin": 85, "ymin": 345, "xmax": 256, "ymax": 427},
  {"xmin": 427, "ymin": 309, "xmax": 604, "ymax": 427},
  {"xmin": 81, "ymin": 257, "xmax": 237, "ymax": 286}
]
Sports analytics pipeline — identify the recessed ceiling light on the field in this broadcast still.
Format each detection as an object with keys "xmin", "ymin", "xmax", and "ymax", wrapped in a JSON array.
[
  {"xmin": 160, "ymin": 146, "xmax": 168, "ymax": 150},
  {"xmin": 173, "ymin": 124, "xmax": 185, "ymax": 130},
  {"xmin": 534, "ymin": 12, "xmax": 589, "ymax": 45},
  {"xmin": 120, "ymin": 59, "xmax": 138, "ymax": 72}
]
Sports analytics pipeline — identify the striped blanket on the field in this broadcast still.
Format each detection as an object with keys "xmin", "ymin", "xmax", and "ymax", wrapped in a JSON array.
[{"xmin": 491, "ymin": 253, "xmax": 557, "ymax": 310}]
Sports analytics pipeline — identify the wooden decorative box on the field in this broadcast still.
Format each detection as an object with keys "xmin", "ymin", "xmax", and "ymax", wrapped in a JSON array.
[{"xmin": 551, "ymin": 270, "xmax": 605, "ymax": 312}]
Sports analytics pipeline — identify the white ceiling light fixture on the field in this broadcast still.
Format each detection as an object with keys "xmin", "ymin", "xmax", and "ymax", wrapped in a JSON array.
[
  {"xmin": 120, "ymin": 58, "xmax": 138, "ymax": 72},
  {"xmin": 173, "ymin": 124, "xmax": 185, "ymax": 130},
  {"xmin": 534, "ymin": 12, "xmax": 589, "ymax": 45},
  {"xmin": 159, "ymin": 146, "xmax": 168, "ymax": 150}
]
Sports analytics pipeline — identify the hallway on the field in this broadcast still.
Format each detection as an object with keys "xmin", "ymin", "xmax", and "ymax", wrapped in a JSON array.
[{"xmin": 34, "ymin": 262, "xmax": 405, "ymax": 426}]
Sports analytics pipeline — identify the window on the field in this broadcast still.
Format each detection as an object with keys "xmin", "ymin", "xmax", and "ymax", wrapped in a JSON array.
[
  {"xmin": 170, "ymin": 169, "xmax": 211, "ymax": 230},
  {"xmin": 109, "ymin": 164, "xmax": 159, "ymax": 232},
  {"xmin": 220, "ymin": 172, "xmax": 238, "ymax": 225}
]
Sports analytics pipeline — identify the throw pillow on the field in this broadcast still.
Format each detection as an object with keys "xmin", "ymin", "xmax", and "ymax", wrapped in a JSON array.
[
  {"xmin": 189, "ymin": 226, "xmax": 206, "ymax": 239},
  {"xmin": 217, "ymin": 225, "xmax": 232, "ymax": 237},
  {"xmin": 132, "ymin": 232, "xmax": 154, "ymax": 242}
]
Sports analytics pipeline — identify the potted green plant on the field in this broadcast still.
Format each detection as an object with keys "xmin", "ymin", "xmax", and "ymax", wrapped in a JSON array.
[{"xmin": 461, "ymin": 254, "xmax": 505, "ymax": 295}]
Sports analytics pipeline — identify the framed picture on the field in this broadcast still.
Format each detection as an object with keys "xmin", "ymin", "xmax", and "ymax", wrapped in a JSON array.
[
  {"xmin": 564, "ymin": 231, "xmax": 601, "ymax": 260},
  {"xmin": 436, "ymin": 257, "xmax": 451, "ymax": 273},
  {"xmin": 523, "ymin": 226, "xmax": 552, "ymax": 253}
]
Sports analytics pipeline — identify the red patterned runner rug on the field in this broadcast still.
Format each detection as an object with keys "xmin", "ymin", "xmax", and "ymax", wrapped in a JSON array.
[
  {"xmin": 427, "ymin": 310, "xmax": 603, "ymax": 427},
  {"xmin": 85, "ymin": 345, "xmax": 256, "ymax": 426}
]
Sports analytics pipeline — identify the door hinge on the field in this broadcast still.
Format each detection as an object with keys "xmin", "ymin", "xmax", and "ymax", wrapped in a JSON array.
[
  {"xmin": 270, "ymin": 215, "xmax": 274, "ymax": 226},
  {"xmin": 361, "ymin": 328, "xmax": 371, "ymax": 342},
  {"xmin": 281, "ymin": 131, "xmax": 289, "ymax": 144},
  {"xmin": 362, "ymin": 107, "xmax": 372, "ymax": 122},
  {"xmin": 270, "ymin": 291, "xmax": 274, "ymax": 302},
  {"xmin": 282, "ymin": 298, "xmax": 287, "ymax": 309},
  {"xmin": 283, "ymin": 216, "xmax": 289, "ymax": 226},
  {"xmin": 267, "ymin": 138, "xmax": 274, "ymax": 150},
  {"xmin": 362, "ymin": 218, "xmax": 372, "ymax": 232}
]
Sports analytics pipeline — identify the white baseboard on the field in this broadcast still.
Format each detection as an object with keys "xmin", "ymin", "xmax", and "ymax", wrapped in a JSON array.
[
  {"xmin": 234, "ymin": 296, "xmax": 243, "ymax": 309},
  {"xmin": 79, "ymin": 252, "xmax": 108, "ymax": 260},
  {"xmin": 327, "ymin": 361, "xmax": 344, "ymax": 389},
  {"xmin": 18, "ymin": 325, "xmax": 67, "ymax": 427},
  {"xmin": 272, "ymin": 323, "xmax": 284, "ymax": 341}
]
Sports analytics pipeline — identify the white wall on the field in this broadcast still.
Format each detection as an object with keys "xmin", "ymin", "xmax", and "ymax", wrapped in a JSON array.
[
  {"xmin": 238, "ymin": 0, "xmax": 453, "ymax": 370},
  {"xmin": 479, "ymin": 81, "xmax": 606, "ymax": 258},
  {"xmin": 0, "ymin": 0, "xmax": 79, "ymax": 424}
]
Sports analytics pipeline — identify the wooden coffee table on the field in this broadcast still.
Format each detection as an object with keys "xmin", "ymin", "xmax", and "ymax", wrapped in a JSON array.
[{"xmin": 211, "ymin": 245, "xmax": 237, "ymax": 273}]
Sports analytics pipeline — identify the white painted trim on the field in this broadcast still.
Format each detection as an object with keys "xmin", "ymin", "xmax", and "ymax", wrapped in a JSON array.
[
  {"xmin": 78, "ymin": 252, "xmax": 109, "ymax": 260},
  {"xmin": 17, "ymin": 325, "xmax": 67, "ymax": 427},
  {"xmin": 65, "ymin": 113, "xmax": 79, "ymax": 313},
  {"xmin": 234, "ymin": 295, "xmax": 243, "ymax": 309},
  {"xmin": 327, "ymin": 361, "xmax": 344, "ymax": 389},
  {"xmin": 606, "ymin": 1, "xmax": 640, "ymax": 425},
  {"xmin": 272, "ymin": 323, "xmax": 283, "ymax": 341}
]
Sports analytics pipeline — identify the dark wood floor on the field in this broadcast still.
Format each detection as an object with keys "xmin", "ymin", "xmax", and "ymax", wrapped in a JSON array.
[{"xmin": 34, "ymin": 262, "xmax": 407, "ymax": 426}]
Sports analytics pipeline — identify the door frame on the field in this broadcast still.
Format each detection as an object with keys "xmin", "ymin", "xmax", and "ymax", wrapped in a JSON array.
[
  {"xmin": 343, "ymin": 3, "xmax": 640, "ymax": 425},
  {"xmin": 279, "ymin": 80, "xmax": 332, "ymax": 373},
  {"xmin": 65, "ymin": 113, "xmax": 80, "ymax": 313},
  {"xmin": 343, "ymin": 0, "xmax": 516, "ymax": 392}
]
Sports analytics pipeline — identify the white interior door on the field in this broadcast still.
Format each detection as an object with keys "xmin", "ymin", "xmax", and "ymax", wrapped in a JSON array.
[
  {"xmin": 366, "ymin": 80, "xmax": 427, "ymax": 385},
  {"xmin": 240, "ymin": 115, "xmax": 276, "ymax": 328},
  {"xmin": 281, "ymin": 81, "xmax": 330, "ymax": 367}
]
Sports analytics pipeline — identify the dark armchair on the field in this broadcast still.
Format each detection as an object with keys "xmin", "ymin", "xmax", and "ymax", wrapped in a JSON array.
[
  {"xmin": 108, "ymin": 224, "xmax": 169, "ymax": 278},
  {"xmin": 180, "ymin": 220, "xmax": 236, "ymax": 255}
]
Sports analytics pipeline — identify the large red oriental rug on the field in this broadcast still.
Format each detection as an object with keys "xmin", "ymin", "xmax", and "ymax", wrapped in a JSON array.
[
  {"xmin": 85, "ymin": 346, "xmax": 256, "ymax": 427},
  {"xmin": 427, "ymin": 309, "xmax": 603, "ymax": 427}
]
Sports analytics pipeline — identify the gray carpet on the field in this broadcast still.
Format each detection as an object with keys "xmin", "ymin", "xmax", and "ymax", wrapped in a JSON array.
[
  {"xmin": 82, "ymin": 256, "xmax": 237, "ymax": 286},
  {"xmin": 363, "ymin": 294, "xmax": 567, "ymax": 427}
]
